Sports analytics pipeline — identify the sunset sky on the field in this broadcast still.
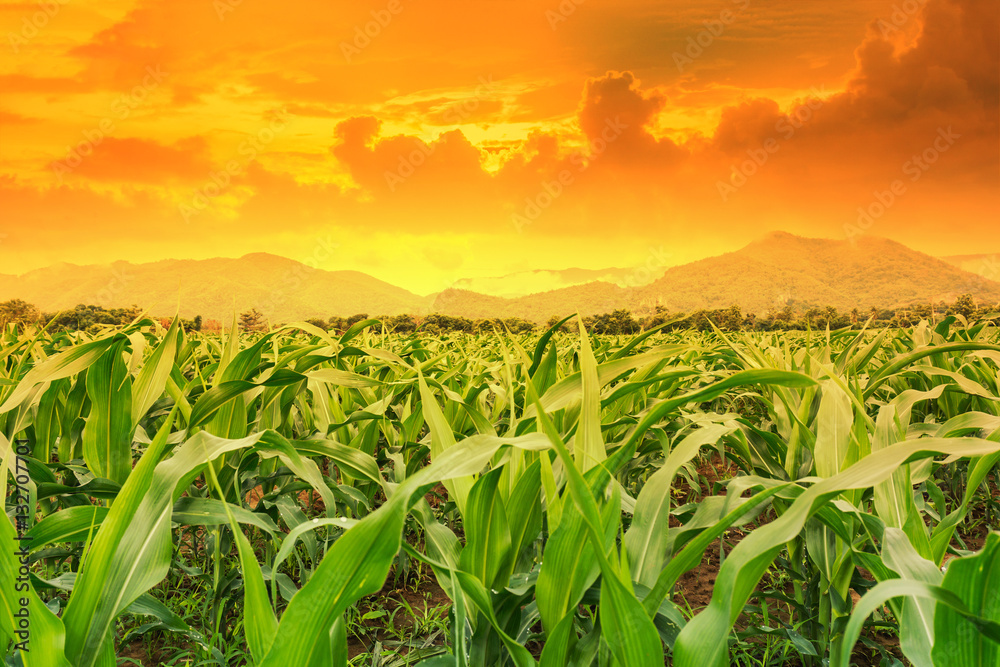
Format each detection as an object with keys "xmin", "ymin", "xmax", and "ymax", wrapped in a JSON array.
[{"xmin": 1, "ymin": 0, "xmax": 997, "ymax": 294}]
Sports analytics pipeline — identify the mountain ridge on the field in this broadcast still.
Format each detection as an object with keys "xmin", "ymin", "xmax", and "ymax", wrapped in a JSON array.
[
  {"xmin": 2, "ymin": 234, "xmax": 998, "ymax": 323},
  {"xmin": 632, "ymin": 233, "xmax": 1000, "ymax": 315}
]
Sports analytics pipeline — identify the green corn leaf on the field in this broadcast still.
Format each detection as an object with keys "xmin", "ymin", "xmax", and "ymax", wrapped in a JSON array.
[
  {"xmin": 458, "ymin": 467, "xmax": 512, "ymax": 589},
  {"xmin": 25, "ymin": 505, "xmax": 107, "ymax": 549},
  {"xmin": 204, "ymin": 452, "xmax": 277, "ymax": 664},
  {"xmin": 0, "ymin": 434, "xmax": 73, "ymax": 667},
  {"xmin": 82, "ymin": 340, "xmax": 133, "ymax": 485},
  {"xmin": 0, "ymin": 336, "xmax": 121, "ymax": 415},
  {"xmin": 625, "ymin": 423, "xmax": 737, "ymax": 587},
  {"xmin": 932, "ymin": 532, "xmax": 1000, "ymax": 666},
  {"xmin": 573, "ymin": 317, "xmax": 605, "ymax": 472},
  {"xmin": 418, "ymin": 371, "xmax": 475, "ymax": 517},
  {"xmin": 673, "ymin": 437, "xmax": 1000, "ymax": 667},
  {"xmin": 131, "ymin": 317, "xmax": 180, "ymax": 427},
  {"xmin": 63, "ymin": 420, "xmax": 263, "ymax": 667}
]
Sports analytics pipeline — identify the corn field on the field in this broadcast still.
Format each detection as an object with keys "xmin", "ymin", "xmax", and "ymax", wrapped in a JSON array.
[{"xmin": 2, "ymin": 315, "xmax": 999, "ymax": 666}]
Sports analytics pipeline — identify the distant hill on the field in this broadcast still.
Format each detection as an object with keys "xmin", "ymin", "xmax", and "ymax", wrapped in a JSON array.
[
  {"xmin": 432, "ymin": 282, "xmax": 629, "ymax": 321},
  {"xmin": 939, "ymin": 254, "xmax": 999, "ymax": 281},
  {"xmin": 2, "ymin": 233, "xmax": 997, "ymax": 324},
  {"xmin": 632, "ymin": 232, "xmax": 1000, "ymax": 316},
  {"xmin": 450, "ymin": 266, "xmax": 665, "ymax": 298},
  {"xmin": 438, "ymin": 233, "xmax": 1000, "ymax": 321},
  {"xmin": 0, "ymin": 253, "xmax": 430, "ymax": 323}
]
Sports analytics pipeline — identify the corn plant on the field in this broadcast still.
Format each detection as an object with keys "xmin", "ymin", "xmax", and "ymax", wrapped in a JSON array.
[{"xmin": 2, "ymin": 316, "xmax": 999, "ymax": 666}]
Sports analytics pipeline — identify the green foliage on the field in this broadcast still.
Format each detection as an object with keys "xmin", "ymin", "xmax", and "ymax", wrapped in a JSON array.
[
  {"xmin": 37, "ymin": 303, "xmax": 142, "ymax": 333},
  {"xmin": 1, "ymin": 315, "xmax": 999, "ymax": 667},
  {"xmin": 239, "ymin": 308, "xmax": 266, "ymax": 331},
  {"xmin": 181, "ymin": 314, "xmax": 204, "ymax": 333},
  {"xmin": 0, "ymin": 299, "xmax": 39, "ymax": 332}
]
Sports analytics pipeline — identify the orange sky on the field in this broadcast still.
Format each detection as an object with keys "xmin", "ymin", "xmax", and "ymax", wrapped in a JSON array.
[{"xmin": 1, "ymin": 0, "xmax": 997, "ymax": 294}]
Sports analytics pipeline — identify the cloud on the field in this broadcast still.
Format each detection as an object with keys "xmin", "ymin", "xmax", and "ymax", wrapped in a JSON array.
[
  {"xmin": 49, "ymin": 136, "xmax": 213, "ymax": 184},
  {"xmin": 0, "ymin": 0, "xmax": 996, "ymax": 291},
  {"xmin": 0, "ymin": 110, "xmax": 38, "ymax": 124},
  {"xmin": 711, "ymin": 98, "xmax": 783, "ymax": 153}
]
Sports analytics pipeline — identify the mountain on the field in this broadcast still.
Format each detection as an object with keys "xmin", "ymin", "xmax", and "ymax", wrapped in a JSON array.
[
  {"xmin": 633, "ymin": 232, "xmax": 1000, "ymax": 315},
  {"xmin": 0, "ymin": 253, "xmax": 430, "ymax": 322},
  {"xmin": 438, "ymin": 233, "xmax": 1000, "ymax": 320},
  {"xmin": 432, "ymin": 282, "xmax": 630, "ymax": 321},
  {"xmin": 2, "ymin": 233, "xmax": 998, "ymax": 324},
  {"xmin": 449, "ymin": 266, "xmax": 665, "ymax": 298}
]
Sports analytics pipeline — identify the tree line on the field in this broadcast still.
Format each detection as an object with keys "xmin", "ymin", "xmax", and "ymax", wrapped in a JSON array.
[
  {"xmin": 0, "ymin": 300, "xmax": 212, "ymax": 335},
  {"xmin": 242, "ymin": 295, "xmax": 997, "ymax": 335},
  {"xmin": 1, "ymin": 294, "xmax": 996, "ymax": 336},
  {"xmin": 237, "ymin": 309, "xmax": 538, "ymax": 335}
]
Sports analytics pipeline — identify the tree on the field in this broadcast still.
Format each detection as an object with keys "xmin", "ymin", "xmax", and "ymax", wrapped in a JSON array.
[
  {"xmin": 774, "ymin": 305, "xmax": 794, "ymax": 322},
  {"xmin": 420, "ymin": 313, "xmax": 473, "ymax": 334},
  {"xmin": 346, "ymin": 313, "xmax": 369, "ymax": 326},
  {"xmin": 44, "ymin": 304, "xmax": 120, "ymax": 331},
  {"xmin": 502, "ymin": 317, "xmax": 535, "ymax": 334},
  {"xmin": 802, "ymin": 307, "xmax": 824, "ymax": 327},
  {"xmin": 546, "ymin": 315, "xmax": 571, "ymax": 332},
  {"xmin": 0, "ymin": 299, "xmax": 39, "ymax": 330},
  {"xmin": 642, "ymin": 305, "xmax": 673, "ymax": 330},
  {"xmin": 891, "ymin": 310, "xmax": 914, "ymax": 328},
  {"xmin": 180, "ymin": 314, "xmax": 206, "ymax": 333},
  {"xmin": 239, "ymin": 308, "xmax": 265, "ymax": 331},
  {"xmin": 587, "ymin": 309, "xmax": 639, "ymax": 335},
  {"xmin": 113, "ymin": 305, "xmax": 143, "ymax": 324},
  {"xmin": 724, "ymin": 305, "xmax": 743, "ymax": 330},
  {"xmin": 384, "ymin": 314, "xmax": 416, "ymax": 333},
  {"xmin": 952, "ymin": 293, "xmax": 977, "ymax": 320}
]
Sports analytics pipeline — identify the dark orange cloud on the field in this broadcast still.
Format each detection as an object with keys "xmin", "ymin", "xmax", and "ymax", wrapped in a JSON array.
[
  {"xmin": 50, "ymin": 136, "xmax": 212, "ymax": 184},
  {"xmin": 0, "ymin": 110, "xmax": 37, "ymax": 124}
]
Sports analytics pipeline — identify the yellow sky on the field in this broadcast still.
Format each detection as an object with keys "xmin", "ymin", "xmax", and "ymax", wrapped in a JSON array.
[{"xmin": 1, "ymin": 0, "xmax": 997, "ymax": 294}]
